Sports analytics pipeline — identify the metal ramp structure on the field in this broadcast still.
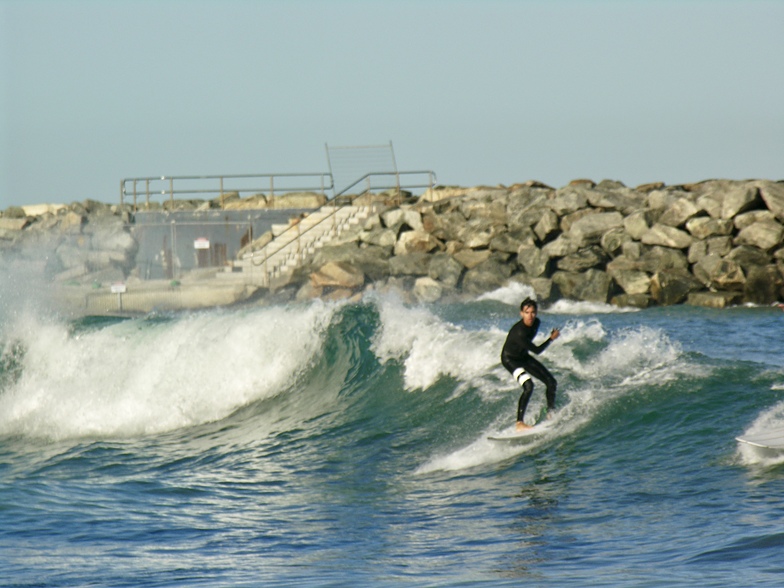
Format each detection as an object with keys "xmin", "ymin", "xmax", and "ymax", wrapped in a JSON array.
[
  {"xmin": 326, "ymin": 142, "xmax": 399, "ymax": 198},
  {"xmin": 117, "ymin": 142, "xmax": 436, "ymax": 291},
  {"xmin": 220, "ymin": 142, "xmax": 437, "ymax": 290},
  {"xmin": 220, "ymin": 202, "xmax": 378, "ymax": 288}
]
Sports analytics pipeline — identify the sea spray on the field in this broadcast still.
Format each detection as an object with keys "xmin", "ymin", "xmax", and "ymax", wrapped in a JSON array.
[
  {"xmin": 416, "ymin": 315, "xmax": 699, "ymax": 474},
  {"xmin": 370, "ymin": 295, "xmax": 504, "ymax": 393},
  {"xmin": 0, "ymin": 302, "xmax": 339, "ymax": 440},
  {"xmin": 476, "ymin": 281, "xmax": 536, "ymax": 306}
]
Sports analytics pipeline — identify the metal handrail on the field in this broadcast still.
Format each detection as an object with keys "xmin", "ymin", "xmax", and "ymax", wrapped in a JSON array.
[
  {"xmin": 120, "ymin": 172, "xmax": 334, "ymax": 211},
  {"xmin": 248, "ymin": 170, "xmax": 437, "ymax": 277}
]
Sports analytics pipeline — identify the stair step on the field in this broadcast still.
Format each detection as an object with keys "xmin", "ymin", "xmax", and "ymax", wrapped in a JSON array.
[{"xmin": 228, "ymin": 202, "xmax": 376, "ymax": 286}]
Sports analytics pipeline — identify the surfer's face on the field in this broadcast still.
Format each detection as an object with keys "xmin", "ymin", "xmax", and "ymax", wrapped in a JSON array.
[{"xmin": 521, "ymin": 305, "xmax": 537, "ymax": 327}]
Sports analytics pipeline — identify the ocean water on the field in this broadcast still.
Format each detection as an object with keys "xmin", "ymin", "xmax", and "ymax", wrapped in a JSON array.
[{"xmin": 2, "ymin": 282, "xmax": 784, "ymax": 587}]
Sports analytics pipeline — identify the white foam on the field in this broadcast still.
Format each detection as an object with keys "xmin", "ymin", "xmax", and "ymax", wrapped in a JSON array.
[
  {"xmin": 416, "ymin": 410, "xmax": 585, "ymax": 474},
  {"xmin": 594, "ymin": 326, "xmax": 681, "ymax": 381},
  {"xmin": 371, "ymin": 297, "xmax": 503, "ymax": 392},
  {"xmin": 0, "ymin": 259, "xmax": 58, "ymax": 326},
  {"xmin": 415, "ymin": 435, "xmax": 524, "ymax": 473},
  {"xmin": 0, "ymin": 302, "xmax": 338, "ymax": 441},
  {"xmin": 414, "ymin": 318, "xmax": 691, "ymax": 474},
  {"xmin": 547, "ymin": 299, "xmax": 639, "ymax": 314},
  {"xmin": 476, "ymin": 282, "xmax": 536, "ymax": 306}
]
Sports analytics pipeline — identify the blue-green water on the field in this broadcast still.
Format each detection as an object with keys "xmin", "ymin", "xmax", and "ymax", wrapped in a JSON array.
[{"xmin": 2, "ymin": 284, "xmax": 784, "ymax": 586}]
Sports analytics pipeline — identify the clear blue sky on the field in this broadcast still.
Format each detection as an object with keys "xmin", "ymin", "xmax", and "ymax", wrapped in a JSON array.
[{"xmin": 1, "ymin": 0, "xmax": 782, "ymax": 209}]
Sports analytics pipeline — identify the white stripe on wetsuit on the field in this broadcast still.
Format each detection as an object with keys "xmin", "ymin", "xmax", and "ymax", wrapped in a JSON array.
[{"xmin": 512, "ymin": 368, "xmax": 531, "ymax": 386}]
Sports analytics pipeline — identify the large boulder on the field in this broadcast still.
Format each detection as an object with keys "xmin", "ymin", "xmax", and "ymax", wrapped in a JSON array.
[
  {"xmin": 600, "ymin": 228, "xmax": 631, "ymax": 256},
  {"xmin": 359, "ymin": 227, "xmax": 397, "ymax": 248},
  {"xmin": 542, "ymin": 235, "xmax": 580, "ymax": 258},
  {"xmin": 607, "ymin": 267, "xmax": 651, "ymax": 295},
  {"xmin": 310, "ymin": 261, "xmax": 365, "ymax": 289},
  {"xmin": 734, "ymin": 219, "xmax": 784, "ymax": 251},
  {"xmin": 388, "ymin": 252, "xmax": 432, "ymax": 276},
  {"xmin": 567, "ymin": 211, "xmax": 624, "ymax": 247},
  {"xmin": 461, "ymin": 256, "xmax": 513, "ymax": 294},
  {"xmin": 721, "ymin": 183, "xmax": 763, "ymax": 219},
  {"xmin": 611, "ymin": 293, "xmax": 653, "ymax": 308},
  {"xmin": 552, "ymin": 268, "xmax": 613, "ymax": 302},
  {"xmin": 349, "ymin": 246, "xmax": 392, "ymax": 281},
  {"xmin": 533, "ymin": 210, "xmax": 560, "ymax": 242},
  {"xmin": 460, "ymin": 195, "xmax": 507, "ymax": 223},
  {"xmin": 650, "ymin": 268, "xmax": 704, "ymax": 305},
  {"xmin": 547, "ymin": 189, "xmax": 588, "ymax": 216},
  {"xmin": 507, "ymin": 192, "xmax": 551, "ymax": 227},
  {"xmin": 453, "ymin": 248, "xmax": 492, "ymax": 269},
  {"xmin": 394, "ymin": 229, "xmax": 441, "ymax": 256},
  {"xmin": 422, "ymin": 211, "xmax": 466, "ymax": 242},
  {"xmin": 743, "ymin": 265, "xmax": 784, "ymax": 304},
  {"xmin": 756, "ymin": 180, "xmax": 784, "ymax": 222},
  {"xmin": 687, "ymin": 291, "xmax": 744, "ymax": 308},
  {"xmin": 311, "ymin": 242, "xmax": 362, "ymax": 267},
  {"xmin": 574, "ymin": 268, "xmax": 614, "ymax": 302},
  {"xmin": 382, "ymin": 207, "xmax": 424, "ymax": 231},
  {"xmin": 269, "ymin": 192, "xmax": 327, "ymax": 209},
  {"xmin": 640, "ymin": 224, "xmax": 693, "ymax": 249},
  {"xmin": 659, "ymin": 198, "xmax": 700, "ymax": 228},
  {"xmin": 418, "ymin": 185, "xmax": 470, "ymax": 203},
  {"xmin": 489, "ymin": 226, "xmax": 537, "ymax": 253},
  {"xmin": 585, "ymin": 187, "xmax": 644, "ymax": 214},
  {"xmin": 623, "ymin": 210, "xmax": 651, "ymax": 240},
  {"xmin": 696, "ymin": 192, "xmax": 724, "ymax": 219},
  {"xmin": 412, "ymin": 276, "xmax": 444, "ymax": 303},
  {"xmin": 692, "ymin": 254, "xmax": 745, "ymax": 291},
  {"xmin": 685, "ymin": 217, "xmax": 733, "ymax": 239},
  {"xmin": 517, "ymin": 245, "xmax": 551, "ymax": 277},
  {"xmin": 556, "ymin": 246, "xmax": 607, "ymax": 272},
  {"xmin": 428, "ymin": 253, "xmax": 464, "ymax": 288},
  {"xmin": 734, "ymin": 210, "xmax": 776, "ymax": 230},
  {"xmin": 90, "ymin": 227, "xmax": 137, "ymax": 255},
  {"xmin": 0, "ymin": 217, "xmax": 30, "ymax": 232},
  {"xmin": 706, "ymin": 236, "xmax": 733, "ymax": 257},
  {"xmin": 636, "ymin": 246, "xmax": 689, "ymax": 273},
  {"xmin": 727, "ymin": 245, "xmax": 772, "ymax": 271}
]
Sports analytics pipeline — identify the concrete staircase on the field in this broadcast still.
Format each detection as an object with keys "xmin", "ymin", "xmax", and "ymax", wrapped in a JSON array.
[{"xmin": 219, "ymin": 203, "xmax": 377, "ymax": 288}]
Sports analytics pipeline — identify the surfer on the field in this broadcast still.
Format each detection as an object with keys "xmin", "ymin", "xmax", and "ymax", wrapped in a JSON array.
[{"xmin": 501, "ymin": 298, "xmax": 559, "ymax": 431}]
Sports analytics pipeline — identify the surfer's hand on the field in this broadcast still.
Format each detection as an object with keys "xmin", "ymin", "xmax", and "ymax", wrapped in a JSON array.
[{"xmin": 550, "ymin": 328, "xmax": 560, "ymax": 340}]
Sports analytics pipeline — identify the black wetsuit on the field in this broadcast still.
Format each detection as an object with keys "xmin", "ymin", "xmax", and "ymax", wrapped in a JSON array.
[{"xmin": 501, "ymin": 317, "xmax": 557, "ymax": 423}]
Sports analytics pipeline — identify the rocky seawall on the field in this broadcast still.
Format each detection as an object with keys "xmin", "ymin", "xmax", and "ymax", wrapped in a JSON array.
[
  {"xmin": 294, "ymin": 178, "xmax": 784, "ymax": 308},
  {"xmin": 2, "ymin": 178, "xmax": 784, "ymax": 311}
]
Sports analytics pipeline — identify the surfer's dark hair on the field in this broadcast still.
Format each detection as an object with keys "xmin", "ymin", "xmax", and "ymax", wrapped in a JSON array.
[{"xmin": 520, "ymin": 298, "xmax": 537, "ymax": 311}]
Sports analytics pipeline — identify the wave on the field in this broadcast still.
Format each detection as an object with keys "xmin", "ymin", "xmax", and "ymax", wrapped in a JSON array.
[
  {"xmin": 0, "ymin": 295, "xmax": 730, "ymax": 477},
  {"xmin": 0, "ymin": 302, "xmax": 340, "ymax": 441}
]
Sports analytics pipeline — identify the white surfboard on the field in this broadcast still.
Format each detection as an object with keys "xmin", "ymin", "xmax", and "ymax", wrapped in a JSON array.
[
  {"xmin": 488, "ymin": 422, "xmax": 552, "ymax": 444},
  {"xmin": 736, "ymin": 428, "xmax": 784, "ymax": 451}
]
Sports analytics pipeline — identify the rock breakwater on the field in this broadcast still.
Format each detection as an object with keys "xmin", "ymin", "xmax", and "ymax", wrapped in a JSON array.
[
  {"xmin": 2, "ymin": 178, "xmax": 784, "ymax": 312},
  {"xmin": 292, "ymin": 178, "xmax": 784, "ymax": 308}
]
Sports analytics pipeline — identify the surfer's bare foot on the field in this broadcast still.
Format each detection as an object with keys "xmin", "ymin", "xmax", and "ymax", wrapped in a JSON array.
[{"xmin": 516, "ymin": 421, "xmax": 534, "ymax": 431}]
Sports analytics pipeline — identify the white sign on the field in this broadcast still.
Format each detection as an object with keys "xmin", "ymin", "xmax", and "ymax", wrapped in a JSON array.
[
  {"xmin": 110, "ymin": 283, "xmax": 127, "ymax": 294},
  {"xmin": 194, "ymin": 237, "xmax": 210, "ymax": 250}
]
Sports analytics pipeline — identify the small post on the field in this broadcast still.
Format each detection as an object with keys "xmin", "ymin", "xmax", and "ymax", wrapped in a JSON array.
[{"xmin": 220, "ymin": 176, "xmax": 224, "ymax": 209}]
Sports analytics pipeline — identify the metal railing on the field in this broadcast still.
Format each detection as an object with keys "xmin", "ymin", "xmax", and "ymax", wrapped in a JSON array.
[
  {"xmin": 120, "ymin": 172, "xmax": 333, "ymax": 211},
  {"xmin": 249, "ymin": 170, "xmax": 438, "ymax": 279}
]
